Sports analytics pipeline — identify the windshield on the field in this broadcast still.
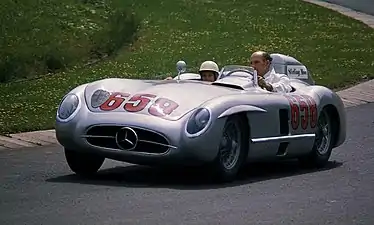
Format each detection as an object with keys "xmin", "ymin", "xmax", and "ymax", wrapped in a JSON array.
[
  {"xmin": 172, "ymin": 72, "xmax": 201, "ymax": 80},
  {"xmin": 219, "ymin": 65, "xmax": 255, "ymax": 80},
  {"xmin": 212, "ymin": 65, "xmax": 257, "ymax": 89}
]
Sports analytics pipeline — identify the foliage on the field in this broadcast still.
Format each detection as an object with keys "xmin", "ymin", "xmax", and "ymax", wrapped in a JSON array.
[
  {"xmin": 0, "ymin": 0, "xmax": 139, "ymax": 82},
  {"xmin": 1, "ymin": 0, "xmax": 374, "ymax": 134}
]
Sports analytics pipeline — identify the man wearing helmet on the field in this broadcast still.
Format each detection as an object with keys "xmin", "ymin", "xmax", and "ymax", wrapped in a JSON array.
[
  {"xmin": 164, "ymin": 60, "xmax": 219, "ymax": 82},
  {"xmin": 250, "ymin": 51, "xmax": 292, "ymax": 93}
]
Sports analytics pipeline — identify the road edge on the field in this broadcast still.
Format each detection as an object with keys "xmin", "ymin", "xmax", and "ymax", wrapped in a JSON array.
[{"xmin": 302, "ymin": 0, "xmax": 374, "ymax": 28}]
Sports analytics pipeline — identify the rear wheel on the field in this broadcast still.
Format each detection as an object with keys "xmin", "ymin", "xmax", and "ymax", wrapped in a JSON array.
[
  {"xmin": 64, "ymin": 149, "xmax": 105, "ymax": 176},
  {"xmin": 299, "ymin": 108, "xmax": 334, "ymax": 168},
  {"xmin": 211, "ymin": 115, "xmax": 249, "ymax": 182}
]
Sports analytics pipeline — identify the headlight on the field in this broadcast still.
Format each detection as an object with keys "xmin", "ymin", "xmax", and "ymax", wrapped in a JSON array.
[
  {"xmin": 186, "ymin": 108, "xmax": 211, "ymax": 136},
  {"xmin": 91, "ymin": 89, "xmax": 110, "ymax": 108},
  {"xmin": 57, "ymin": 94, "xmax": 79, "ymax": 120}
]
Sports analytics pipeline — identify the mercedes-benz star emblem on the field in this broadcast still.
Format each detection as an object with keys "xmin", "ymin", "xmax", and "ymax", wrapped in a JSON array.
[{"xmin": 115, "ymin": 127, "xmax": 138, "ymax": 150}]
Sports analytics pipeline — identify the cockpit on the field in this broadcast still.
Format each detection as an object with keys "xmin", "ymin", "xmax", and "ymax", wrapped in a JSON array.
[
  {"xmin": 172, "ymin": 65, "xmax": 255, "ymax": 81},
  {"xmin": 170, "ymin": 53, "xmax": 315, "ymax": 88},
  {"xmin": 218, "ymin": 65, "xmax": 255, "ymax": 80}
]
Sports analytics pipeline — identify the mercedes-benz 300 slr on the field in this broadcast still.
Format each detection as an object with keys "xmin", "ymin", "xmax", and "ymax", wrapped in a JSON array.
[{"xmin": 55, "ymin": 53, "xmax": 346, "ymax": 182}]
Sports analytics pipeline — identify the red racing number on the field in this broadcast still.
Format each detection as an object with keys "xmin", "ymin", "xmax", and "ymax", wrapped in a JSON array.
[
  {"xmin": 148, "ymin": 98, "xmax": 179, "ymax": 117},
  {"xmin": 302, "ymin": 95, "xmax": 318, "ymax": 128},
  {"xmin": 99, "ymin": 92, "xmax": 130, "ymax": 111},
  {"xmin": 124, "ymin": 94, "xmax": 156, "ymax": 112},
  {"xmin": 99, "ymin": 92, "xmax": 179, "ymax": 117},
  {"xmin": 286, "ymin": 95, "xmax": 318, "ymax": 130}
]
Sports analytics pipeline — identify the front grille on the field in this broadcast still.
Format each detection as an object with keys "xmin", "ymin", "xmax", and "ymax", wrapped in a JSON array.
[{"xmin": 84, "ymin": 125, "xmax": 171, "ymax": 154}]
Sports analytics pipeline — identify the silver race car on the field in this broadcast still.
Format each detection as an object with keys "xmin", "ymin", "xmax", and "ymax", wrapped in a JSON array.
[{"xmin": 55, "ymin": 53, "xmax": 346, "ymax": 182}]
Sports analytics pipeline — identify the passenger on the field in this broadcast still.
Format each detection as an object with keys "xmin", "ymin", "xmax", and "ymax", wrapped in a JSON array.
[
  {"xmin": 198, "ymin": 61, "xmax": 219, "ymax": 82},
  {"xmin": 164, "ymin": 60, "xmax": 220, "ymax": 82}
]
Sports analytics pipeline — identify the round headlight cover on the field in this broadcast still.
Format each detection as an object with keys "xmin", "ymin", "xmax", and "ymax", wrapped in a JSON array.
[
  {"xmin": 57, "ymin": 94, "xmax": 79, "ymax": 120},
  {"xmin": 91, "ymin": 89, "xmax": 110, "ymax": 108},
  {"xmin": 186, "ymin": 108, "xmax": 211, "ymax": 135}
]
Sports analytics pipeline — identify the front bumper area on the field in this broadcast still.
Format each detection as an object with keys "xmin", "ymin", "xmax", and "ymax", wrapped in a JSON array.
[{"xmin": 56, "ymin": 110, "xmax": 224, "ymax": 167}]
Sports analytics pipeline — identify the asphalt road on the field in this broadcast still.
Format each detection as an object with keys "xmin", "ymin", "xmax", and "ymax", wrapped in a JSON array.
[
  {"xmin": 322, "ymin": 0, "xmax": 374, "ymax": 15},
  {"xmin": 1, "ymin": 103, "xmax": 374, "ymax": 225}
]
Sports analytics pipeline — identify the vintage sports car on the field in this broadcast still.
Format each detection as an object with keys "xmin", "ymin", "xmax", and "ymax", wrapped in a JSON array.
[{"xmin": 55, "ymin": 53, "xmax": 346, "ymax": 182}]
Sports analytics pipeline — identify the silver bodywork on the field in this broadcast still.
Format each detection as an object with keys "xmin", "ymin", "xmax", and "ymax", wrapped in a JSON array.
[{"xmin": 55, "ymin": 53, "xmax": 346, "ymax": 166}]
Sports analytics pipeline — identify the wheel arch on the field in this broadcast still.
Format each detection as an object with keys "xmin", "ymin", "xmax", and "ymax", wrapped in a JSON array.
[
  {"xmin": 321, "ymin": 104, "xmax": 340, "ymax": 148},
  {"xmin": 314, "ymin": 85, "xmax": 346, "ymax": 148},
  {"xmin": 216, "ymin": 105, "xmax": 265, "ymax": 139},
  {"xmin": 217, "ymin": 105, "xmax": 266, "ymax": 119},
  {"xmin": 226, "ymin": 111, "xmax": 251, "ymax": 168},
  {"xmin": 223, "ymin": 111, "xmax": 251, "ymax": 148}
]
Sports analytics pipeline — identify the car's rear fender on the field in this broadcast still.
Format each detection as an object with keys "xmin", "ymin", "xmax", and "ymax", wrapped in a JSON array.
[{"xmin": 312, "ymin": 86, "xmax": 346, "ymax": 147}]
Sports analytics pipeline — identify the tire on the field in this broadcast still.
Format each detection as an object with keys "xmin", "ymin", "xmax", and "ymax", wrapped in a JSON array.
[
  {"xmin": 210, "ymin": 115, "xmax": 249, "ymax": 182},
  {"xmin": 64, "ymin": 149, "xmax": 105, "ymax": 176},
  {"xmin": 299, "ymin": 108, "xmax": 334, "ymax": 168}
]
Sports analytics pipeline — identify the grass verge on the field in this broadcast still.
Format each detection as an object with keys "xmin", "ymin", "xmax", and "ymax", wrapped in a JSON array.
[
  {"xmin": 1, "ymin": 0, "xmax": 374, "ymax": 134},
  {"xmin": 0, "ymin": 0, "xmax": 139, "ymax": 82}
]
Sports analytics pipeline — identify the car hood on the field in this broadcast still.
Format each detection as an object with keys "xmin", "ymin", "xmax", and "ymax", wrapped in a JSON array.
[{"xmin": 83, "ymin": 78, "xmax": 245, "ymax": 120}]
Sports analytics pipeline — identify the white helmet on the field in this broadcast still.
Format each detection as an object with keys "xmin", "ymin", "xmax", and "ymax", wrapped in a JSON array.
[{"xmin": 199, "ymin": 61, "xmax": 219, "ymax": 73}]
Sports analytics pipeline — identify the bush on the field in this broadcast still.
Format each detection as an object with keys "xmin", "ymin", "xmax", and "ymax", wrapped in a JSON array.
[{"xmin": 0, "ymin": 0, "xmax": 139, "ymax": 82}]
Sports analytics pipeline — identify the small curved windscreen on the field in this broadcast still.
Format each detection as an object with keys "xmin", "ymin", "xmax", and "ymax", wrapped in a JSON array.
[
  {"xmin": 219, "ymin": 65, "xmax": 255, "ymax": 79},
  {"xmin": 173, "ymin": 73, "xmax": 201, "ymax": 80}
]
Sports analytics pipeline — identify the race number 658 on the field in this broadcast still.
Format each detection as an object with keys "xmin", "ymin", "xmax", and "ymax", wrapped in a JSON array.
[
  {"xmin": 286, "ymin": 95, "xmax": 317, "ymax": 130},
  {"xmin": 98, "ymin": 92, "xmax": 179, "ymax": 117}
]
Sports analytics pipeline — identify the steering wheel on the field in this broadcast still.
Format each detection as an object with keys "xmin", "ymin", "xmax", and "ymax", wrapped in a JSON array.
[{"xmin": 223, "ymin": 69, "xmax": 254, "ymax": 78}]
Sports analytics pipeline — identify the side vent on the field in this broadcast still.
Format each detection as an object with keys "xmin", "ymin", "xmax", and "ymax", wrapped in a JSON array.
[
  {"xmin": 279, "ymin": 109, "xmax": 289, "ymax": 135},
  {"xmin": 277, "ymin": 109, "xmax": 290, "ymax": 156},
  {"xmin": 276, "ymin": 142, "xmax": 289, "ymax": 156}
]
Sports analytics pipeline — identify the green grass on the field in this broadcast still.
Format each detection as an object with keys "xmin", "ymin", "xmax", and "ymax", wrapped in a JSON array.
[
  {"xmin": 0, "ymin": 0, "xmax": 139, "ymax": 82},
  {"xmin": 1, "ymin": 0, "xmax": 374, "ymax": 134}
]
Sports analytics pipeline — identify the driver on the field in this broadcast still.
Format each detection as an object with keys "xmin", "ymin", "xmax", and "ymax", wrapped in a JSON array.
[
  {"xmin": 250, "ymin": 51, "xmax": 292, "ymax": 93},
  {"xmin": 164, "ymin": 60, "xmax": 219, "ymax": 82}
]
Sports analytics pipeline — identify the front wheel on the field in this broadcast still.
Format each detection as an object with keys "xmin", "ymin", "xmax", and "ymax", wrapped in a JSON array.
[
  {"xmin": 210, "ymin": 115, "xmax": 249, "ymax": 182},
  {"xmin": 64, "ymin": 149, "xmax": 105, "ymax": 176},
  {"xmin": 299, "ymin": 108, "xmax": 334, "ymax": 168}
]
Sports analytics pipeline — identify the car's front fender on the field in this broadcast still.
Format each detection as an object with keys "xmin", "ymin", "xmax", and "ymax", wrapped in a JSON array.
[{"xmin": 217, "ymin": 105, "xmax": 267, "ymax": 119}]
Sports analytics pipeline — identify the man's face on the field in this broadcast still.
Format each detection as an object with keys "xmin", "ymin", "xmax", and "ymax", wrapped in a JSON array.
[
  {"xmin": 250, "ymin": 55, "xmax": 270, "ymax": 76},
  {"xmin": 200, "ymin": 71, "xmax": 216, "ymax": 82}
]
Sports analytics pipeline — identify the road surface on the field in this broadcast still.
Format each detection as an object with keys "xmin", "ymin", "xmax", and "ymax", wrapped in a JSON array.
[
  {"xmin": 322, "ymin": 0, "xmax": 374, "ymax": 15},
  {"xmin": 1, "ymin": 103, "xmax": 374, "ymax": 225}
]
